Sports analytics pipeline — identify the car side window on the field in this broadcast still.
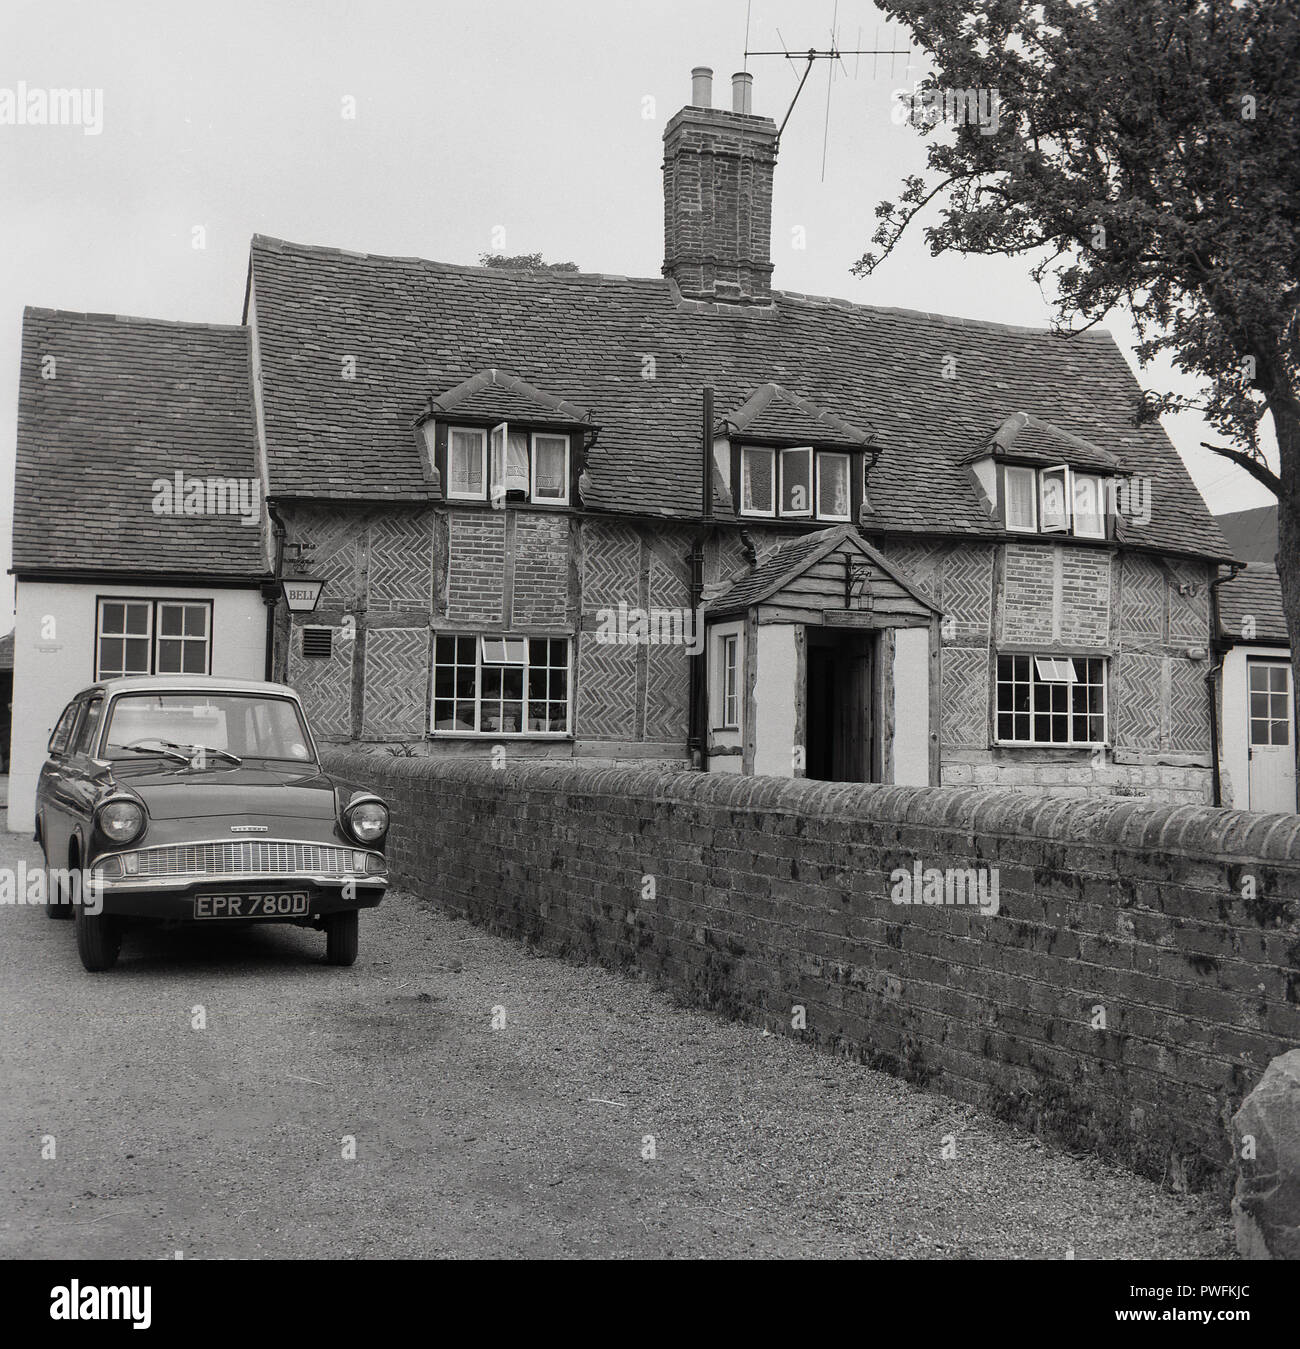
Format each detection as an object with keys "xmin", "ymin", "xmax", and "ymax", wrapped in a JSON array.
[
  {"xmin": 48, "ymin": 701, "xmax": 81, "ymax": 756},
  {"xmin": 72, "ymin": 697, "xmax": 104, "ymax": 757}
]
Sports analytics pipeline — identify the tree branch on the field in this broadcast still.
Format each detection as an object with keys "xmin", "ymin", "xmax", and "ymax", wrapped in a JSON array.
[{"xmin": 1200, "ymin": 441, "xmax": 1281, "ymax": 495}]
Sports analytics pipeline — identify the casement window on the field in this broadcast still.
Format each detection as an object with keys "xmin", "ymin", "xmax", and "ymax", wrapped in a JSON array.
[
  {"xmin": 432, "ymin": 634, "xmax": 570, "ymax": 735},
  {"xmin": 1003, "ymin": 465, "xmax": 1038, "ymax": 532},
  {"xmin": 531, "ymin": 433, "xmax": 569, "ymax": 503},
  {"xmin": 1071, "ymin": 472, "xmax": 1106, "ymax": 538},
  {"xmin": 449, "ymin": 424, "xmax": 570, "ymax": 505},
  {"xmin": 1039, "ymin": 465, "xmax": 1070, "ymax": 533},
  {"xmin": 1002, "ymin": 463, "xmax": 1111, "ymax": 538},
  {"xmin": 720, "ymin": 633, "xmax": 740, "ymax": 730},
  {"xmin": 95, "ymin": 599, "xmax": 212, "ymax": 680},
  {"xmin": 816, "ymin": 453, "xmax": 852, "ymax": 522},
  {"xmin": 740, "ymin": 445, "xmax": 861, "ymax": 522},
  {"xmin": 996, "ymin": 653, "xmax": 1107, "ymax": 746},
  {"xmin": 779, "ymin": 446, "xmax": 813, "ymax": 517},
  {"xmin": 448, "ymin": 427, "xmax": 488, "ymax": 500},
  {"xmin": 740, "ymin": 446, "xmax": 776, "ymax": 517}
]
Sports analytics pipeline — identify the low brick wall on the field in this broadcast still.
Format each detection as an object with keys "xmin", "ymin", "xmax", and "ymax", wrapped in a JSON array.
[{"xmin": 326, "ymin": 750, "xmax": 1300, "ymax": 1194}]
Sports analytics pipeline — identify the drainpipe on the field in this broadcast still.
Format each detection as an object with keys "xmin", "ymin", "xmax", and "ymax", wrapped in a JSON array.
[
  {"xmin": 264, "ymin": 500, "xmax": 288, "ymax": 682},
  {"xmin": 1206, "ymin": 561, "xmax": 1244, "ymax": 807},
  {"xmin": 688, "ymin": 387, "xmax": 714, "ymax": 770}
]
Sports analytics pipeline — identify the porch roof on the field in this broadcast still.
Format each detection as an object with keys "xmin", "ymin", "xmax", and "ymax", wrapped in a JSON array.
[{"xmin": 705, "ymin": 523, "xmax": 942, "ymax": 619}]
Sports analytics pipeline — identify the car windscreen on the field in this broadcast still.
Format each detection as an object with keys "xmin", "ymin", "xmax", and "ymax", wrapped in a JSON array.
[{"xmin": 101, "ymin": 693, "xmax": 315, "ymax": 763}]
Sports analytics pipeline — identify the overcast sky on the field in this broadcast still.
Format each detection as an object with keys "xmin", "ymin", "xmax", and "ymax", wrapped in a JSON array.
[{"xmin": 0, "ymin": 0, "xmax": 1278, "ymax": 635}]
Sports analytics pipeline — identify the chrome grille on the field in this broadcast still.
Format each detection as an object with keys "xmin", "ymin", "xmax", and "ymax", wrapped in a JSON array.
[{"xmin": 130, "ymin": 840, "xmax": 356, "ymax": 877}]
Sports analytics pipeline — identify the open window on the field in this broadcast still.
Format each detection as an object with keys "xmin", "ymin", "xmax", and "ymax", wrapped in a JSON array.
[{"xmin": 1038, "ymin": 465, "xmax": 1070, "ymax": 533}]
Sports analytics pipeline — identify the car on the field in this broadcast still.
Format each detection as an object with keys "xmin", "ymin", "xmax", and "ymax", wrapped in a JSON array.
[{"xmin": 34, "ymin": 675, "xmax": 390, "ymax": 972}]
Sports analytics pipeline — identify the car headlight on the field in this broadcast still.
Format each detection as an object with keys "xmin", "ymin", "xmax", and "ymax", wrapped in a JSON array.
[
  {"xmin": 97, "ymin": 799, "xmax": 146, "ymax": 845},
  {"xmin": 345, "ymin": 799, "xmax": 389, "ymax": 844}
]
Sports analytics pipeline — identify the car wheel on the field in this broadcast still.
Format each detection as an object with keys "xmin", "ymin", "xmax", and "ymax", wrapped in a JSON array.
[
  {"xmin": 325, "ymin": 910, "xmax": 358, "ymax": 966},
  {"xmin": 75, "ymin": 904, "xmax": 121, "ymax": 972}
]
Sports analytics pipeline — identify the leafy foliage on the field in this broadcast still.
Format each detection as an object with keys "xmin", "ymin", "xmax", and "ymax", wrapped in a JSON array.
[{"xmin": 857, "ymin": 0, "xmax": 1300, "ymax": 496}]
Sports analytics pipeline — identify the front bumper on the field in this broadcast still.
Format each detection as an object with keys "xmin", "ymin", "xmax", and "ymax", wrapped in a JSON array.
[{"xmin": 88, "ymin": 838, "xmax": 389, "ymax": 921}]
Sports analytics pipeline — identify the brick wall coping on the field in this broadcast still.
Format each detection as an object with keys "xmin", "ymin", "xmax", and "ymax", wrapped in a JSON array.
[{"xmin": 322, "ymin": 750, "xmax": 1300, "ymax": 864}]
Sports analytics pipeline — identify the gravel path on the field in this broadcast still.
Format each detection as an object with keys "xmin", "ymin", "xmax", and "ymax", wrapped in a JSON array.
[{"xmin": 0, "ymin": 829, "xmax": 1233, "ymax": 1259}]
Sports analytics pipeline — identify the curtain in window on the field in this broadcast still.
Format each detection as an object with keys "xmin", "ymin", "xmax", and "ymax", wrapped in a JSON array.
[{"xmin": 1004, "ymin": 466, "xmax": 1036, "ymax": 529}]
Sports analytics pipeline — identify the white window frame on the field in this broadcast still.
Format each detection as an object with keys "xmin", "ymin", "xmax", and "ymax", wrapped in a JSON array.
[
  {"xmin": 720, "ymin": 633, "xmax": 740, "ymax": 730},
  {"xmin": 815, "ymin": 452, "xmax": 853, "ymax": 523},
  {"xmin": 1071, "ymin": 470, "xmax": 1107, "ymax": 539},
  {"xmin": 431, "ymin": 633, "xmax": 572, "ymax": 737},
  {"xmin": 448, "ymin": 426, "xmax": 488, "ymax": 501},
  {"xmin": 779, "ymin": 446, "xmax": 814, "ymax": 518},
  {"xmin": 1038, "ymin": 464, "xmax": 1071, "ymax": 533},
  {"xmin": 96, "ymin": 599, "xmax": 154, "ymax": 679},
  {"xmin": 95, "ymin": 598, "xmax": 213, "ymax": 680},
  {"xmin": 739, "ymin": 446, "xmax": 776, "ymax": 518},
  {"xmin": 1003, "ymin": 465, "xmax": 1039, "ymax": 532},
  {"xmin": 530, "ymin": 432, "xmax": 570, "ymax": 505},
  {"xmin": 155, "ymin": 602, "xmax": 211, "ymax": 676},
  {"xmin": 996, "ymin": 652, "xmax": 1108, "ymax": 747}
]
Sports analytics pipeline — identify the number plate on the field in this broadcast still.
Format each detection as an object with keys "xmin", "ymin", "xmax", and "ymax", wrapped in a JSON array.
[{"xmin": 194, "ymin": 892, "xmax": 310, "ymax": 919}]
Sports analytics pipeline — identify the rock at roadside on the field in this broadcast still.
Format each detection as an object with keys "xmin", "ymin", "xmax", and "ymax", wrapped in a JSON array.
[{"xmin": 1232, "ymin": 1049, "xmax": 1300, "ymax": 1260}]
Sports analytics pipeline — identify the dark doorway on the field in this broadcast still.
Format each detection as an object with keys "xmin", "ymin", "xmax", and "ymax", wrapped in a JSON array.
[{"xmin": 805, "ymin": 628, "xmax": 873, "ymax": 782}]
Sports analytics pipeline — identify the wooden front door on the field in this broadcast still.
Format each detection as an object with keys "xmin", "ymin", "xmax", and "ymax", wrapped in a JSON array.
[{"xmin": 805, "ymin": 628, "xmax": 873, "ymax": 782}]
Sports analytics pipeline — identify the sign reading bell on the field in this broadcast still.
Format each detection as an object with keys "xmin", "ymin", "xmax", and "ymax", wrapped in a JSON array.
[{"xmin": 283, "ymin": 578, "xmax": 324, "ymax": 614}]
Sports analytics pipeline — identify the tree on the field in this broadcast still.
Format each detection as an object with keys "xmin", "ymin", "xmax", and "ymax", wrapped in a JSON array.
[
  {"xmin": 857, "ymin": 0, "xmax": 1300, "ymax": 684},
  {"xmin": 478, "ymin": 251, "xmax": 578, "ymax": 271}
]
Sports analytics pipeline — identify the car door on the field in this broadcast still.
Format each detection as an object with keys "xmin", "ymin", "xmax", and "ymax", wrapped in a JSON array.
[
  {"xmin": 37, "ymin": 698, "xmax": 84, "ymax": 863},
  {"xmin": 61, "ymin": 696, "xmax": 106, "ymax": 856}
]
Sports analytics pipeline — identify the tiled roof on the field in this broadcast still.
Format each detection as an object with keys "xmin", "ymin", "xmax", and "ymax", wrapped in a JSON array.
[
  {"xmin": 719, "ymin": 382, "xmax": 875, "ymax": 448},
  {"xmin": 966, "ymin": 411, "xmax": 1120, "ymax": 472},
  {"xmin": 248, "ymin": 236, "xmax": 1229, "ymax": 559},
  {"xmin": 1219, "ymin": 563, "xmax": 1289, "ymax": 646},
  {"xmin": 707, "ymin": 522, "xmax": 941, "ymax": 617},
  {"xmin": 0, "ymin": 631, "xmax": 12, "ymax": 672},
  {"xmin": 425, "ymin": 367, "xmax": 595, "ymax": 427},
  {"xmin": 13, "ymin": 309, "xmax": 268, "ymax": 577}
]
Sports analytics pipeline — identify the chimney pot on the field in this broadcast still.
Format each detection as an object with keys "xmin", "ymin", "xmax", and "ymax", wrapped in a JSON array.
[
  {"xmin": 690, "ymin": 66, "xmax": 713, "ymax": 108},
  {"xmin": 731, "ymin": 71, "xmax": 753, "ymax": 115}
]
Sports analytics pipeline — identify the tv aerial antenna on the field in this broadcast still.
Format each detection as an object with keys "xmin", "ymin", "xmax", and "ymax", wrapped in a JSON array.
[{"xmin": 742, "ymin": 1, "xmax": 916, "ymax": 179}]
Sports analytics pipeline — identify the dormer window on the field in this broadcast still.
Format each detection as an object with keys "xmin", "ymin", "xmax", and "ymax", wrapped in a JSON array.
[
  {"xmin": 739, "ymin": 444, "xmax": 862, "ymax": 522},
  {"xmin": 1002, "ymin": 463, "xmax": 1109, "ymax": 539},
  {"xmin": 445, "ymin": 423, "xmax": 570, "ymax": 506}
]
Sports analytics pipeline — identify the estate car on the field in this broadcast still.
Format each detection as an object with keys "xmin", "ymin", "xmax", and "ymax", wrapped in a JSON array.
[{"xmin": 35, "ymin": 676, "xmax": 390, "ymax": 971}]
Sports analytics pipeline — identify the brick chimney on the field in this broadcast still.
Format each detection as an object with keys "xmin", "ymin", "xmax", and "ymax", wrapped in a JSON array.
[{"xmin": 662, "ymin": 67, "xmax": 778, "ymax": 306}]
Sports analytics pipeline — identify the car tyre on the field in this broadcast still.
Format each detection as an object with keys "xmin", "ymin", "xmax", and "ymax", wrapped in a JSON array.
[
  {"xmin": 75, "ymin": 904, "xmax": 121, "ymax": 971},
  {"xmin": 325, "ymin": 910, "xmax": 358, "ymax": 966}
]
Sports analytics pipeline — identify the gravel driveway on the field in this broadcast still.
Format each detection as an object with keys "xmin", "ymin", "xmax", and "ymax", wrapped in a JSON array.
[{"xmin": 0, "ymin": 828, "xmax": 1233, "ymax": 1259}]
